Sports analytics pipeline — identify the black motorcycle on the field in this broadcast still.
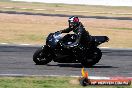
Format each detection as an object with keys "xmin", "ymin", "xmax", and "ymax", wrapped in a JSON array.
[{"xmin": 33, "ymin": 32, "xmax": 109, "ymax": 67}]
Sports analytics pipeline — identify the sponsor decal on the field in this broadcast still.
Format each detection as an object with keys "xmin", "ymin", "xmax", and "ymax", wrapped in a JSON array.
[{"xmin": 79, "ymin": 68, "xmax": 131, "ymax": 86}]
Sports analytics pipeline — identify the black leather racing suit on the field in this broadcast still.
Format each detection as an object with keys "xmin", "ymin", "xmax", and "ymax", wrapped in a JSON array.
[{"xmin": 60, "ymin": 22, "xmax": 90, "ymax": 47}]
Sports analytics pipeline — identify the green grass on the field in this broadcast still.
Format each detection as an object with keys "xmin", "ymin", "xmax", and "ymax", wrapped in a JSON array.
[
  {"xmin": 112, "ymin": 28, "xmax": 132, "ymax": 30},
  {"xmin": 0, "ymin": 77, "xmax": 131, "ymax": 88}
]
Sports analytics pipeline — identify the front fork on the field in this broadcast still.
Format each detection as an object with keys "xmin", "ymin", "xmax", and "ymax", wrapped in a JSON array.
[{"xmin": 42, "ymin": 45, "xmax": 56, "ymax": 59}]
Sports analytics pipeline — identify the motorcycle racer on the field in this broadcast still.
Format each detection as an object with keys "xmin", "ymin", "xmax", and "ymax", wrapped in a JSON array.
[{"xmin": 59, "ymin": 16, "xmax": 90, "ymax": 47}]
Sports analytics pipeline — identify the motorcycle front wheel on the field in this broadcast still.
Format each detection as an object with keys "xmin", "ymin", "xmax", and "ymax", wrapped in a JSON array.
[{"xmin": 33, "ymin": 47, "xmax": 52, "ymax": 65}]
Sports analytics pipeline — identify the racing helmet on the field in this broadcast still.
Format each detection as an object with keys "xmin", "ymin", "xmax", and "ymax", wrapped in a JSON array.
[{"xmin": 68, "ymin": 16, "xmax": 79, "ymax": 28}]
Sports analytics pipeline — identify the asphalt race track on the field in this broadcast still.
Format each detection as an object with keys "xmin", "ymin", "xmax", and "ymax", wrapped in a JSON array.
[
  {"xmin": 0, "ymin": 44, "xmax": 132, "ymax": 77},
  {"xmin": 1, "ymin": 11, "xmax": 132, "ymax": 21}
]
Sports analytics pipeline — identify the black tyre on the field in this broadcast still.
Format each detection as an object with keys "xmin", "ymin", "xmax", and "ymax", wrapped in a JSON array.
[
  {"xmin": 81, "ymin": 48, "xmax": 102, "ymax": 67},
  {"xmin": 80, "ymin": 77, "xmax": 90, "ymax": 86},
  {"xmin": 33, "ymin": 47, "xmax": 52, "ymax": 65}
]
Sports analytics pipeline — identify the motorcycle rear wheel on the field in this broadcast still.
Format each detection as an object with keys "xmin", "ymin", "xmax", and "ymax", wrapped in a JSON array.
[
  {"xmin": 33, "ymin": 47, "xmax": 52, "ymax": 65},
  {"xmin": 81, "ymin": 48, "xmax": 102, "ymax": 67}
]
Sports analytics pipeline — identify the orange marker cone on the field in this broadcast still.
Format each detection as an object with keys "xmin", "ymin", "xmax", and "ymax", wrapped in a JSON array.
[{"xmin": 81, "ymin": 67, "xmax": 88, "ymax": 78}]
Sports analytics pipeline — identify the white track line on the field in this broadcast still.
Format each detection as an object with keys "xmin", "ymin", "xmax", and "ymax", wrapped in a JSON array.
[
  {"xmin": 19, "ymin": 44, "xmax": 32, "ymax": 46},
  {"xmin": 0, "ymin": 43, "xmax": 8, "ymax": 45},
  {"xmin": 70, "ymin": 11, "xmax": 90, "ymax": 13},
  {"xmin": 54, "ymin": 10, "xmax": 68, "ymax": 12},
  {"xmin": 19, "ymin": 8, "xmax": 29, "ymax": 10},
  {"xmin": 33, "ymin": 9, "xmax": 46, "ymax": 11},
  {"xmin": 3, "ymin": 7, "xmax": 14, "ymax": 9}
]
